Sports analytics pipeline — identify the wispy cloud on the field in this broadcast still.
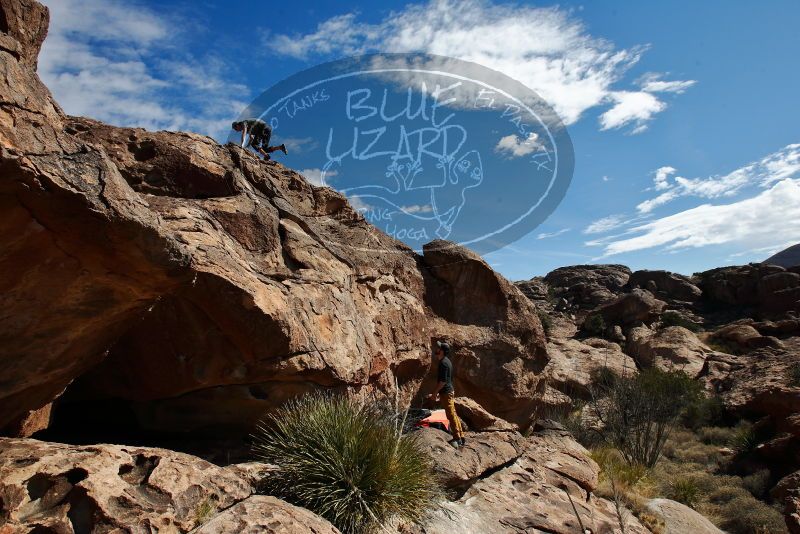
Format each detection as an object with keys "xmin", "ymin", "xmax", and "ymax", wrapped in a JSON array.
[
  {"xmin": 264, "ymin": 0, "xmax": 693, "ymax": 133},
  {"xmin": 594, "ymin": 179, "xmax": 800, "ymax": 257},
  {"xmin": 401, "ymin": 204, "xmax": 434, "ymax": 214},
  {"xmin": 637, "ymin": 144, "xmax": 800, "ymax": 213},
  {"xmin": 39, "ymin": 0, "xmax": 248, "ymax": 139},
  {"xmin": 584, "ymin": 214, "xmax": 628, "ymax": 235},
  {"xmin": 536, "ymin": 228, "xmax": 570, "ymax": 240}
]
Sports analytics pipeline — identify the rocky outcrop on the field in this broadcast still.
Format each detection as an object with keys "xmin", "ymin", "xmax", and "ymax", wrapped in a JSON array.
[
  {"xmin": 711, "ymin": 322, "xmax": 785, "ymax": 352},
  {"xmin": 404, "ymin": 431, "xmax": 651, "ymax": 534},
  {"xmin": 628, "ymin": 270, "xmax": 702, "ymax": 303},
  {"xmin": 0, "ymin": 438, "xmax": 253, "ymax": 532},
  {"xmin": 0, "ymin": 0, "xmax": 546, "ymax": 435},
  {"xmin": 541, "ymin": 264, "xmax": 631, "ymax": 310},
  {"xmin": 696, "ymin": 264, "xmax": 800, "ymax": 315},
  {"xmin": 454, "ymin": 397, "xmax": 517, "ymax": 432},
  {"xmin": 415, "ymin": 428, "xmax": 526, "ymax": 490},
  {"xmin": 627, "ymin": 326, "xmax": 713, "ymax": 377},
  {"xmin": 194, "ymin": 496, "xmax": 341, "ymax": 534},
  {"xmin": 545, "ymin": 337, "xmax": 636, "ymax": 396},
  {"xmin": 645, "ymin": 498, "xmax": 723, "ymax": 534},
  {"xmin": 584, "ymin": 289, "xmax": 666, "ymax": 331},
  {"xmin": 773, "ymin": 470, "xmax": 800, "ymax": 534}
]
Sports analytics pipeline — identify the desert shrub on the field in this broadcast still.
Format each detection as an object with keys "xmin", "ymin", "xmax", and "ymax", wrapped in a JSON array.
[
  {"xmin": 588, "ymin": 368, "xmax": 702, "ymax": 467},
  {"xmin": 667, "ymin": 476, "xmax": 702, "ymax": 508},
  {"xmin": 584, "ymin": 313, "xmax": 606, "ymax": 336},
  {"xmin": 790, "ymin": 362, "xmax": 800, "ymax": 386},
  {"xmin": 715, "ymin": 494, "xmax": 787, "ymax": 534},
  {"xmin": 252, "ymin": 393, "xmax": 440, "ymax": 533},
  {"xmin": 741, "ymin": 469, "xmax": 772, "ymax": 499},
  {"xmin": 730, "ymin": 423, "xmax": 759, "ymax": 455},
  {"xmin": 537, "ymin": 309, "xmax": 552, "ymax": 335},
  {"xmin": 660, "ymin": 310, "xmax": 700, "ymax": 332},
  {"xmin": 697, "ymin": 426, "xmax": 736, "ymax": 446},
  {"xmin": 682, "ymin": 395, "xmax": 726, "ymax": 429}
]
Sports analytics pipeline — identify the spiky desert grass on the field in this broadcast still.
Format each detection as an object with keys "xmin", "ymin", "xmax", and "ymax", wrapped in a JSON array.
[{"xmin": 251, "ymin": 393, "xmax": 440, "ymax": 533}]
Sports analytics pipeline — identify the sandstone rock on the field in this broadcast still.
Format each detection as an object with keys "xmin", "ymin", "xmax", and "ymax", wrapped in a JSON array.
[
  {"xmin": 628, "ymin": 270, "xmax": 702, "ymax": 302},
  {"xmin": 585, "ymin": 289, "xmax": 666, "ymax": 330},
  {"xmin": 403, "ymin": 432, "xmax": 650, "ymax": 534},
  {"xmin": 645, "ymin": 498, "xmax": 723, "ymax": 534},
  {"xmin": 0, "ymin": 0, "xmax": 546, "ymax": 435},
  {"xmin": 697, "ymin": 263, "xmax": 800, "ymax": 315},
  {"xmin": 414, "ymin": 428, "xmax": 526, "ymax": 489},
  {"xmin": 194, "ymin": 495, "xmax": 340, "ymax": 534},
  {"xmin": 454, "ymin": 397, "xmax": 516, "ymax": 431},
  {"xmin": 514, "ymin": 277, "xmax": 550, "ymax": 304},
  {"xmin": 773, "ymin": 471, "xmax": 800, "ymax": 534},
  {"xmin": 626, "ymin": 326, "xmax": 712, "ymax": 377},
  {"xmin": 543, "ymin": 264, "xmax": 631, "ymax": 310},
  {"xmin": 712, "ymin": 323, "xmax": 785, "ymax": 352},
  {"xmin": 545, "ymin": 337, "xmax": 636, "ymax": 396},
  {"xmin": 0, "ymin": 437, "xmax": 253, "ymax": 532}
]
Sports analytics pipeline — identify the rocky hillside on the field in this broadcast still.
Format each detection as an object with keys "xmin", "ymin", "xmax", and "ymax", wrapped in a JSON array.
[
  {"xmin": 1, "ymin": 1, "xmax": 799, "ymax": 532},
  {"xmin": 766, "ymin": 243, "xmax": 800, "ymax": 268}
]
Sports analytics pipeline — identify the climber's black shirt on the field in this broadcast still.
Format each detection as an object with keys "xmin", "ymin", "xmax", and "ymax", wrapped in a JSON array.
[{"xmin": 437, "ymin": 356, "xmax": 454, "ymax": 395}]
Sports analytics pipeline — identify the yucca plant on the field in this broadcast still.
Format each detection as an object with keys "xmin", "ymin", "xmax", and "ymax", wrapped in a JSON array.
[{"xmin": 252, "ymin": 393, "xmax": 440, "ymax": 533}]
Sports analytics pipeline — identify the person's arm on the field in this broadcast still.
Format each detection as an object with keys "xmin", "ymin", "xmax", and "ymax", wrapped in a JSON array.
[{"xmin": 240, "ymin": 128, "xmax": 246, "ymax": 146}]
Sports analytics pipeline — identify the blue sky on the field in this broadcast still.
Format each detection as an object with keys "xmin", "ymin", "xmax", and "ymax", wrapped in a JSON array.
[{"xmin": 39, "ymin": 0, "xmax": 800, "ymax": 280}]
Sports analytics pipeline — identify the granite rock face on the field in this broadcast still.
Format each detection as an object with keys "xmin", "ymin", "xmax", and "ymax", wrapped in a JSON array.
[{"xmin": 0, "ymin": 0, "xmax": 547, "ymax": 435}]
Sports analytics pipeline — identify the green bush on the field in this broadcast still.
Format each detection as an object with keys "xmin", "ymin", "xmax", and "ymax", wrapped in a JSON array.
[
  {"xmin": 730, "ymin": 423, "xmax": 759, "ymax": 455},
  {"xmin": 537, "ymin": 309, "xmax": 553, "ymax": 335},
  {"xmin": 584, "ymin": 313, "xmax": 606, "ymax": 336},
  {"xmin": 697, "ymin": 426, "xmax": 736, "ymax": 446},
  {"xmin": 660, "ymin": 310, "xmax": 701, "ymax": 332},
  {"xmin": 667, "ymin": 476, "xmax": 702, "ymax": 508},
  {"xmin": 682, "ymin": 395, "xmax": 726, "ymax": 429},
  {"xmin": 252, "ymin": 393, "xmax": 440, "ymax": 533},
  {"xmin": 588, "ymin": 368, "xmax": 703, "ymax": 467}
]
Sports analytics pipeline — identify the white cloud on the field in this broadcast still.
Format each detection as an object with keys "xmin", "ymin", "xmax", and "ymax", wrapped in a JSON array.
[
  {"xmin": 595, "ymin": 179, "xmax": 800, "ymax": 257},
  {"xmin": 300, "ymin": 168, "xmax": 338, "ymax": 187},
  {"xmin": 536, "ymin": 228, "xmax": 570, "ymax": 239},
  {"xmin": 401, "ymin": 204, "xmax": 434, "ymax": 214},
  {"xmin": 39, "ymin": 0, "xmax": 248, "ymax": 138},
  {"xmin": 653, "ymin": 166, "xmax": 676, "ymax": 191},
  {"xmin": 347, "ymin": 195, "xmax": 372, "ymax": 213},
  {"xmin": 495, "ymin": 132, "xmax": 540, "ymax": 158},
  {"xmin": 638, "ymin": 73, "xmax": 696, "ymax": 94},
  {"xmin": 584, "ymin": 214, "xmax": 627, "ymax": 235},
  {"xmin": 599, "ymin": 90, "xmax": 665, "ymax": 133},
  {"xmin": 637, "ymin": 144, "xmax": 800, "ymax": 213},
  {"xmin": 265, "ymin": 0, "xmax": 693, "ymax": 131}
]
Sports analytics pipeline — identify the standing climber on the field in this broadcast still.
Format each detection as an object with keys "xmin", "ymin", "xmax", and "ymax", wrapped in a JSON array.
[
  {"xmin": 232, "ymin": 118, "xmax": 287, "ymax": 160},
  {"xmin": 426, "ymin": 340, "xmax": 465, "ymax": 448}
]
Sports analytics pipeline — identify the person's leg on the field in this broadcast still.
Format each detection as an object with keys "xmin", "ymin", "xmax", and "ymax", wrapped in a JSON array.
[{"xmin": 442, "ymin": 392, "xmax": 464, "ymax": 442}]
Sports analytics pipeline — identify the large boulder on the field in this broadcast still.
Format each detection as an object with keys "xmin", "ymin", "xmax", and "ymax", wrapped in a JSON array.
[
  {"xmin": 403, "ymin": 432, "xmax": 651, "ymax": 534},
  {"xmin": 0, "ymin": 0, "xmax": 547, "ymax": 435},
  {"xmin": 626, "ymin": 326, "xmax": 713, "ymax": 377},
  {"xmin": 414, "ymin": 428, "xmax": 526, "ymax": 489},
  {"xmin": 711, "ymin": 322, "xmax": 784, "ymax": 352},
  {"xmin": 544, "ymin": 337, "xmax": 637, "ymax": 396},
  {"xmin": 542, "ymin": 264, "xmax": 631, "ymax": 310},
  {"xmin": 645, "ymin": 498, "xmax": 723, "ymax": 534},
  {"xmin": 194, "ymin": 495, "xmax": 340, "ymax": 534},
  {"xmin": 454, "ymin": 397, "xmax": 517, "ymax": 432},
  {"xmin": 585, "ymin": 289, "xmax": 666, "ymax": 330},
  {"xmin": 773, "ymin": 471, "xmax": 800, "ymax": 534},
  {"xmin": 627, "ymin": 270, "xmax": 702, "ymax": 302}
]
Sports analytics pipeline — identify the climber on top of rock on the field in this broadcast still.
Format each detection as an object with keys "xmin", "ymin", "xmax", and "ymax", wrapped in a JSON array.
[
  {"xmin": 426, "ymin": 340, "xmax": 465, "ymax": 448},
  {"xmin": 232, "ymin": 118, "xmax": 287, "ymax": 161}
]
